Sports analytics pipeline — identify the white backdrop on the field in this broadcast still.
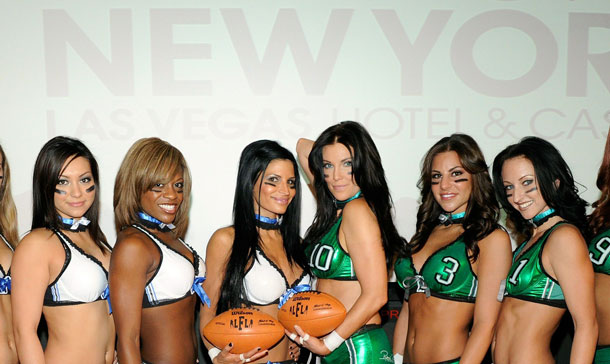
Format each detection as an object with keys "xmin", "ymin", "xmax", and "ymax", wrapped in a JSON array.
[{"xmin": 1, "ymin": 1, "xmax": 609, "ymax": 256}]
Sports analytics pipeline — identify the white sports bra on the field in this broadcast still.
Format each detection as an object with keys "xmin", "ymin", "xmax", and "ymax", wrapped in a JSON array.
[
  {"xmin": 43, "ymin": 229, "xmax": 109, "ymax": 306},
  {"xmin": 0, "ymin": 233, "xmax": 13, "ymax": 295},
  {"xmin": 243, "ymin": 247, "xmax": 312, "ymax": 306},
  {"xmin": 133, "ymin": 225, "xmax": 206, "ymax": 308}
]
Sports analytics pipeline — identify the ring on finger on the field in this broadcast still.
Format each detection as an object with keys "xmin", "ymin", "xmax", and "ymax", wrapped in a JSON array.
[
  {"xmin": 289, "ymin": 333, "xmax": 297, "ymax": 341},
  {"xmin": 239, "ymin": 353, "xmax": 245, "ymax": 363},
  {"xmin": 303, "ymin": 334, "xmax": 310, "ymax": 342}
]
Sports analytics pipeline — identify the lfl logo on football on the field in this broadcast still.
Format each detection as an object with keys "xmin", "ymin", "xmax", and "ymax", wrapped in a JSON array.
[
  {"xmin": 289, "ymin": 302, "xmax": 309, "ymax": 318},
  {"xmin": 230, "ymin": 315, "xmax": 254, "ymax": 331}
]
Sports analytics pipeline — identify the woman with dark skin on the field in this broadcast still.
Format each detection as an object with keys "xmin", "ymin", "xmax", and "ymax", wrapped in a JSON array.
[
  {"xmin": 201, "ymin": 140, "xmax": 308, "ymax": 364},
  {"xmin": 292, "ymin": 121, "xmax": 406, "ymax": 364},
  {"xmin": 12, "ymin": 136, "xmax": 114, "ymax": 364},
  {"xmin": 0, "ymin": 145, "xmax": 18, "ymax": 364},
  {"xmin": 492, "ymin": 136, "xmax": 597, "ymax": 364},
  {"xmin": 587, "ymin": 130, "xmax": 610, "ymax": 364},
  {"xmin": 392, "ymin": 134, "xmax": 511, "ymax": 364},
  {"xmin": 110, "ymin": 137, "xmax": 206, "ymax": 364}
]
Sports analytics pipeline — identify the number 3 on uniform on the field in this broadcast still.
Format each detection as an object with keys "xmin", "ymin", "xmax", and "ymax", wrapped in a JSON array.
[
  {"xmin": 590, "ymin": 237, "xmax": 610, "ymax": 266},
  {"xmin": 435, "ymin": 257, "xmax": 459, "ymax": 285}
]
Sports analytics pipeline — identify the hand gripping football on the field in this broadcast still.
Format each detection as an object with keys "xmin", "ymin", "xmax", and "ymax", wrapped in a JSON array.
[{"xmin": 278, "ymin": 291, "xmax": 346, "ymax": 337}]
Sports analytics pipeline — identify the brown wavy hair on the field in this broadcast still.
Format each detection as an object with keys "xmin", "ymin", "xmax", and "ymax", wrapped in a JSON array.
[
  {"xmin": 113, "ymin": 138, "xmax": 191, "ymax": 238},
  {"xmin": 0, "ymin": 145, "xmax": 18, "ymax": 247},
  {"xmin": 410, "ymin": 134, "xmax": 500, "ymax": 261},
  {"xmin": 589, "ymin": 129, "xmax": 610, "ymax": 238}
]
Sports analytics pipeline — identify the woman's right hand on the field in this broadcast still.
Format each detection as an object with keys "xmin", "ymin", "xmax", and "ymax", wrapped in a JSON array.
[{"xmin": 212, "ymin": 343, "xmax": 267, "ymax": 364}]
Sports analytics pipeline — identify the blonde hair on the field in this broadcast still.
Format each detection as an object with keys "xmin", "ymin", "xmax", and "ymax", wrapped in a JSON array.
[
  {"xmin": 114, "ymin": 138, "xmax": 191, "ymax": 237},
  {"xmin": 0, "ymin": 145, "xmax": 18, "ymax": 247}
]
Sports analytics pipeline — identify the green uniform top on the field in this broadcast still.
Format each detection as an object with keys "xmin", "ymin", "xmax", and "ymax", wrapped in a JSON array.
[
  {"xmin": 505, "ymin": 222, "xmax": 566, "ymax": 308},
  {"xmin": 394, "ymin": 236, "xmax": 478, "ymax": 303},
  {"xmin": 305, "ymin": 215, "xmax": 357, "ymax": 281},
  {"xmin": 589, "ymin": 227, "xmax": 610, "ymax": 275}
]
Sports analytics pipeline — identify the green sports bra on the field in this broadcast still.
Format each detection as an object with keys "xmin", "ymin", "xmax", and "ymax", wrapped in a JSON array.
[
  {"xmin": 394, "ymin": 236, "xmax": 478, "ymax": 303},
  {"xmin": 305, "ymin": 216, "xmax": 357, "ymax": 281},
  {"xmin": 505, "ymin": 222, "xmax": 566, "ymax": 308},
  {"xmin": 589, "ymin": 227, "xmax": 610, "ymax": 275}
]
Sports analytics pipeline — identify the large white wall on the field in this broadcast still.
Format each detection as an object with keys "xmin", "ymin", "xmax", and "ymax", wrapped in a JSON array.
[{"xmin": 1, "ymin": 1, "xmax": 609, "ymax": 255}]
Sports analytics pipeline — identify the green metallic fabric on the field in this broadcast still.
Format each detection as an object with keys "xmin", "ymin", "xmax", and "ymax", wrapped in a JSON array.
[
  {"xmin": 594, "ymin": 346, "xmax": 610, "ymax": 364},
  {"xmin": 505, "ymin": 222, "xmax": 566, "ymax": 308},
  {"xmin": 305, "ymin": 216, "xmax": 357, "ymax": 280},
  {"xmin": 394, "ymin": 237, "xmax": 478, "ymax": 303},
  {"xmin": 322, "ymin": 325, "xmax": 393, "ymax": 364},
  {"xmin": 589, "ymin": 228, "xmax": 610, "ymax": 275}
]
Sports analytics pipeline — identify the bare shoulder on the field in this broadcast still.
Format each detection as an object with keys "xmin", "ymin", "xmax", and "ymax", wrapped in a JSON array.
[
  {"xmin": 17, "ymin": 228, "xmax": 60, "ymax": 251},
  {"xmin": 341, "ymin": 198, "xmax": 375, "ymax": 222},
  {"xmin": 207, "ymin": 226, "xmax": 235, "ymax": 257},
  {"xmin": 478, "ymin": 227, "xmax": 511, "ymax": 249},
  {"xmin": 208, "ymin": 227, "xmax": 235, "ymax": 247},
  {"xmin": 546, "ymin": 223, "xmax": 586, "ymax": 251},
  {"xmin": 13, "ymin": 228, "xmax": 63, "ymax": 267},
  {"xmin": 113, "ymin": 227, "xmax": 157, "ymax": 256}
]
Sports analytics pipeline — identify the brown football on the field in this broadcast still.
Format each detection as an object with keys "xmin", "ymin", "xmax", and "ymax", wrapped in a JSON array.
[
  {"xmin": 278, "ymin": 291, "xmax": 346, "ymax": 337},
  {"xmin": 203, "ymin": 308, "xmax": 285, "ymax": 353}
]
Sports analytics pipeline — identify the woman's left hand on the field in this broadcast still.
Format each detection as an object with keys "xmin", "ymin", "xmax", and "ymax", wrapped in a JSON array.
[
  {"xmin": 288, "ymin": 341, "xmax": 301, "ymax": 361},
  {"xmin": 285, "ymin": 325, "xmax": 331, "ymax": 356}
]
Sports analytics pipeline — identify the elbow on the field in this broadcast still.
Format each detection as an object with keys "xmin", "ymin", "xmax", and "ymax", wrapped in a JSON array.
[
  {"xmin": 371, "ymin": 293, "xmax": 388, "ymax": 312},
  {"xmin": 574, "ymin": 315, "xmax": 598, "ymax": 341},
  {"xmin": 13, "ymin": 323, "xmax": 32, "ymax": 343}
]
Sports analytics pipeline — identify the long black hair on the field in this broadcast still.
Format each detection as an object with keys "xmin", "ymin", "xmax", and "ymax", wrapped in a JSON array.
[
  {"xmin": 492, "ymin": 136, "xmax": 588, "ymax": 239},
  {"xmin": 410, "ymin": 134, "xmax": 499, "ymax": 261},
  {"xmin": 217, "ymin": 140, "xmax": 306, "ymax": 313},
  {"xmin": 32, "ymin": 136, "xmax": 107, "ymax": 250},
  {"xmin": 304, "ymin": 121, "xmax": 407, "ymax": 269}
]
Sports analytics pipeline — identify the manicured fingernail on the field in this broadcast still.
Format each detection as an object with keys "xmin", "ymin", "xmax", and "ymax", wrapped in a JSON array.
[{"xmin": 228, "ymin": 342, "xmax": 233, "ymax": 347}]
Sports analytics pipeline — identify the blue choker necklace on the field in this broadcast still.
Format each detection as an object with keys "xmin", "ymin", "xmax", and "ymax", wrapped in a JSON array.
[
  {"xmin": 255, "ymin": 214, "xmax": 281, "ymax": 230},
  {"xmin": 438, "ymin": 211, "xmax": 465, "ymax": 226},
  {"xmin": 334, "ymin": 190, "xmax": 362, "ymax": 209},
  {"xmin": 530, "ymin": 208, "xmax": 556, "ymax": 227},
  {"xmin": 137, "ymin": 212, "xmax": 175, "ymax": 232},
  {"xmin": 60, "ymin": 216, "xmax": 90, "ymax": 232}
]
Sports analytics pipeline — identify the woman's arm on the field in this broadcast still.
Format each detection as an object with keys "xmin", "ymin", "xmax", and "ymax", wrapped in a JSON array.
[
  {"xmin": 11, "ymin": 231, "xmax": 53, "ymax": 364},
  {"xmin": 296, "ymin": 138, "xmax": 315, "ymax": 195},
  {"xmin": 293, "ymin": 199, "xmax": 388, "ymax": 355},
  {"xmin": 200, "ymin": 228, "xmax": 267, "ymax": 364},
  {"xmin": 109, "ymin": 232, "xmax": 153, "ymax": 364},
  {"xmin": 546, "ymin": 225, "xmax": 597, "ymax": 364},
  {"xmin": 392, "ymin": 301, "xmax": 409, "ymax": 363},
  {"xmin": 460, "ymin": 229, "xmax": 512, "ymax": 364}
]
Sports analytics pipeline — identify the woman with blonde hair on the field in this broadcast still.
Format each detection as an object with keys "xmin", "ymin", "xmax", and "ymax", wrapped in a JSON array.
[
  {"xmin": 0, "ymin": 144, "xmax": 18, "ymax": 364},
  {"xmin": 110, "ymin": 137, "xmax": 206, "ymax": 364},
  {"xmin": 12, "ymin": 136, "xmax": 114, "ymax": 364}
]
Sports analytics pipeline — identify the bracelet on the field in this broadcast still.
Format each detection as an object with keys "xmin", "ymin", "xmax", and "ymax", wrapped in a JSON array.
[
  {"xmin": 394, "ymin": 353, "xmax": 403, "ymax": 364},
  {"xmin": 208, "ymin": 347, "xmax": 221, "ymax": 361},
  {"xmin": 322, "ymin": 330, "xmax": 345, "ymax": 352}
]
